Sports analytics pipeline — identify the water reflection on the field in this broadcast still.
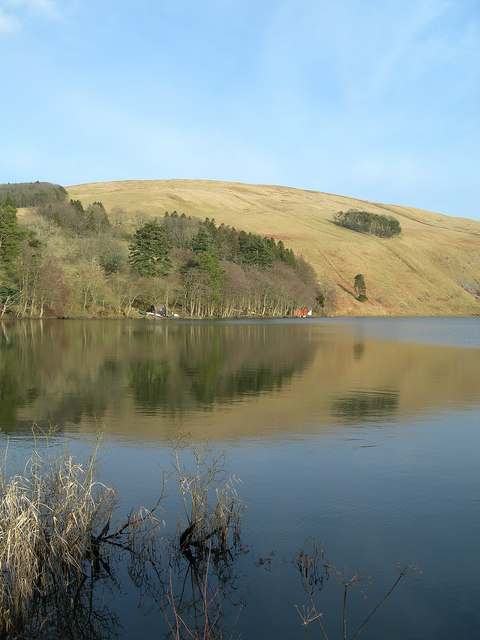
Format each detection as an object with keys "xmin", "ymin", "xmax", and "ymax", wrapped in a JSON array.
[
  {"xmin": 128, "ymin": 323, "xmax": 307, "ymax": 413},
  {"xmin": 1, "ymin": 318, "xmax": 479, "ymax": 640},
  {"xmin": 353, "ymin": 341, "xmax": 365, "ymax": 360},
  {"xmin": 331, "ymin": 389, "xmax": 399, "ymax": 421},
  {"xmin": 0, "ymin": 320, "xmax": 314, "ymax": 432},
  {"xmin": 0, "ymin": 318, "xmax": 479, "ymax": 437}
]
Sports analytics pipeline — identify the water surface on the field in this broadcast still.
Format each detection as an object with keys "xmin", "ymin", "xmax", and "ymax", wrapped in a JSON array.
[{"xmin": 0, "ymin": 318, "xmax": 479, "ymax": 639}]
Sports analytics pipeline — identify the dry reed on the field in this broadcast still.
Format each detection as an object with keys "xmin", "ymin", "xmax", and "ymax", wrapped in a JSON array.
[
  {"xmin": 173, "ymin": 446, "xmax": 243, "ymax": 562},
  {"xmin": 0, "ymin": 435, "xmax": 116, "ymax": 635},
  {"xmin": 293, "ymin": 539, "xmax": 419, "ymax": 640}
]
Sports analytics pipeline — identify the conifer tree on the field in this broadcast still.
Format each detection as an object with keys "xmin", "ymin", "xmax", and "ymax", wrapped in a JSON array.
[
  {"xmin": 191, "ymin": 226, "xmax": 225, "ymax": 290},
  {"xmin": 0, "ymin": 197, "xmax": 23, "ymax": 279},
  {"xmin": 354, "ymin": 273, "xmax": 367, "ymax": 301},
  {"xmin": 129, "ymin": 221, "xmax": 172, "ymax": 276}
]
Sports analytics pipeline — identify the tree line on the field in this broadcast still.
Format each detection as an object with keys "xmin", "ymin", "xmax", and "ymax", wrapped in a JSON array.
[
  {"xmin": 127, "ymin": 211, "xmax": 320, "ymax": 317},
  {"xmin": 0, "ymin": 181, "xmax": 67, "ymax": 208},
  {"xmin": 1, "ymin": 189, "xmax": 329, "ymax": 318}
]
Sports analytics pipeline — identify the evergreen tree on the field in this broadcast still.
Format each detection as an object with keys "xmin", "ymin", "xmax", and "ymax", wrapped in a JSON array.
[
  {"xmin": 129, "ymin": 221, "xmax": 172, "ymax": 276},
  {"xmin": 0, "ymin": 198, "xmax": 24, "ymax": 306},
  {"xmin": 194, "ymin": 246, "xmax": 225, "ymax": 290},
  {"xmin": 354, "ymin": 273, "xmax": 367, "ymax": 301},
  {"xmin": 0, "ymin": 198, "xmax": 23, "ymax": 278},
  {"xmin": 191, "ymin": 226, "xmax": 225, "ymax": 292},
  {"xmin": 239, "ymin": 232, "xmax": 274, "ymax": 269},
  {"xmin": 334, "ymin": 210, "xmax": 402, "ymax": 238},
  {"xmin": 191, "ymin": 226, "xmax": 212, "ymax": 253}
]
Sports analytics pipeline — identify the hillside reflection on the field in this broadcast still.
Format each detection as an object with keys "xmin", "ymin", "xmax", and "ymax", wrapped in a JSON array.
[
  {"xmin": 0, "ymin": 320, "xmax": 314, "ymax": 432},
  {"xmin": 1, "ymin": 319, "xmax": 479, "ymax": 438}
]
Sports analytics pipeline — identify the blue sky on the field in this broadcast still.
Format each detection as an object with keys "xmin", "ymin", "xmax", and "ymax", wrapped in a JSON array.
[{"xmin": 1, "ymin": 0, "xmax": 479, "ymax": 220}]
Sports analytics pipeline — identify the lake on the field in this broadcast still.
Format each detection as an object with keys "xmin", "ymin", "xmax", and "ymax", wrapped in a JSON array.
[{"xmin": 1, "ymin": 317, "xmax": 479, "ymax": 639}]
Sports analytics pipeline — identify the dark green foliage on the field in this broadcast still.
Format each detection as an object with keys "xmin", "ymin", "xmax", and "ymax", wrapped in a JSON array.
[
  {"xmin": 129, "ymin": 221, "xmax": 172, "ymax": 276},
  {"xmin": 354, "ymin": 273, "xmax": 367, "ymax": 302},
  {"xmin": 316, "ymin": 291, "xmax": 325, "ymax": 308},
  {"xmin": 192, "ymin": 218, "xmax": 297, "ymax": 271},
  {"xmin": 215, "ymin": 224, "xmax": 240, "ymax": 261},
  {"xmin": 238, "ymin": 231, "xmax": 274, "ymax": 269},
  {"xmin": 2, "ymin": 192, "xmax": 320, "ymax": 318},
  {"xmin": 0, "ymin": 199, "xmax": 25, "ymax": 308},
  {"xmin": 274, "ymin": 240, "xmax": 296, "ymax": 268},
  {"xmin": 191, "ymin": 226, "xmax": 213, "ymax": 254},
  {"xmin": 161, "ymin": 216, "xmax": 300, "ymax": 274},
  {"xmin": 334, "ymin": 210, "xmax": 402, "ymax": 238},
  {"xmin": 190, "ymin": 226, "xmax": 226, "ymax": 291},
  {"xmin": 193, "ymin": 249, "xmax": 226, "ymax": 292},
  {"xmin": 0, "ymin": 281, "xmax": 18, "ymax": 309},
  {"xmin": 0, "ymin": 182, "xmax": 67, "ymax": 208},
  {"xmin": 0, "ymin": 198, "xmax": 24, "ymax": 279}
]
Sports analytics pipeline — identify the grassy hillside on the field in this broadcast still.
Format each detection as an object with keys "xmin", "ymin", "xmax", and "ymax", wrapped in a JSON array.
[{"xmin": 67, "ymin": 179, "xmax": 480, "ymax": 316}]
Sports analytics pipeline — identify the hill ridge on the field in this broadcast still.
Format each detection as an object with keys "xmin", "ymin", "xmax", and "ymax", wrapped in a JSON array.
[{"xmin": 67, "ymin": 179, "xmax": 480, "ymax": 316}]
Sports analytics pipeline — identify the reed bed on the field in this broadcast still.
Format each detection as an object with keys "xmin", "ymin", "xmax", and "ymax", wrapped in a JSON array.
[
  {"xmin": 0, "ymin": 434, "xmax": 414, "ymax": 639},
  {"xmin": 0, "ymin": 437, "xmax": 116, "ymax": 635},
  {"xmin": 0, "ymin": 435, "xmax": 242, "ymax": 638}
]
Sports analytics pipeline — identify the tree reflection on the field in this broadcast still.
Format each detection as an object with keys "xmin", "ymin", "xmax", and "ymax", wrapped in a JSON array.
[
  {"xmin": 0, "ymin": 320, "xmax": 315, "ymax": 432},
  {"xmin": 0, "ymin": 331, "xmax": 39, "ymax": 432},
  {"xmin": 128, "ymin": 323, "xmax": 313, "ymax": 413},
  {"xmin": 331, "ymin": 390, "xmax": 399, "ymax": 421}
]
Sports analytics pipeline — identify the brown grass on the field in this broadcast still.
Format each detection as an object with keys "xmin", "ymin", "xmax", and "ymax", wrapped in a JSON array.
[
  {"xmin": 0, "ymin": 433, "xmax": 243, "ymax": 638},
  {"xmin": 65, "ymin": 179, "xmax": 480, "ymax": 316},
  {"xmin": 0, "ymin": 435, "xmax": 116, "ymax": 635},
  {"xmin": 172, "ymin": 444, "xmax": 243, "ymax": 562}
]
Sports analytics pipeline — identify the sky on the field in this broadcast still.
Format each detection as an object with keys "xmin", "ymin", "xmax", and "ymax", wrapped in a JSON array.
[{"xmin": 1, "ymin": 0, "xmax": 479, "ymax": 220}]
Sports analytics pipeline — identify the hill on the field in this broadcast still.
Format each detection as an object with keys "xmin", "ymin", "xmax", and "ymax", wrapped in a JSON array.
[{"xmin": 66, "ymin": 180, "xmax": 480, "ymax": 316}]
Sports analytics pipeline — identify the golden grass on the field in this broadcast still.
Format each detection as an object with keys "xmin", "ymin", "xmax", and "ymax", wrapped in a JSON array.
[
  {"xmin": 0, "ymin": 431, "xmax": 243, "ymax": 637},
  {"xmin": 173, "ymin": 445, "xmax": 243, "ymax": 561},
  {"xmin": 0, "ymin": 436, "xmax": 116, "ymax": 635},
  {"xmin": 67, "ymin": 179, "xmax": 480, "ymax": 316}
]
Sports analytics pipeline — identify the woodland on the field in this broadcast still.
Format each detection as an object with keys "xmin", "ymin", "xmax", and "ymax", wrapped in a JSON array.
[{"xmin": 0, "ymin": 182, "xmax": 322, "ymax": 318}]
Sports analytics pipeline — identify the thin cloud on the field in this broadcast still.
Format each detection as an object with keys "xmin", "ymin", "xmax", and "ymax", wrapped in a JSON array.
[
  {"xmin": 1, "ymin": 0, "xmax": 62, "ymax": 24},
  {"xmin": 0, "ymin": 7, "xmax": 19, "ymax": 32}
]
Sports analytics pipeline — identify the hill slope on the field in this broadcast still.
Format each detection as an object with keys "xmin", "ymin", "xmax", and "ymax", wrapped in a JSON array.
[{"xmin": 67, "ymin": 180, "xmax": 480, "ymax": 316}]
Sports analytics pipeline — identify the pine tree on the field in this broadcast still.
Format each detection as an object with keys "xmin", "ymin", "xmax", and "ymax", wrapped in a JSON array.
[
  {"xmin": 191, "ymin": 226, "xmax": 225, "ymax": 291},
  {"xmin": 0, "ymin": 198, "xmax": 23, "ymax": 279},
  {"xmin": 129, "ymin": 221, "xmax": 172, "ymax": 276},
  {"xmin": 354, "ymin": 273, "xmax": 367, "ymax": 302},
  {"xmin": 191, "ymin": 226, "xmax": 212, "ymax": 253}
]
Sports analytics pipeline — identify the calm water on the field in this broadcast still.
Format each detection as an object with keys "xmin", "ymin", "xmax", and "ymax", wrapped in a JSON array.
[{"xmin": 1, "ymin": 318, "xmax": 479, "ymax": 639}]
